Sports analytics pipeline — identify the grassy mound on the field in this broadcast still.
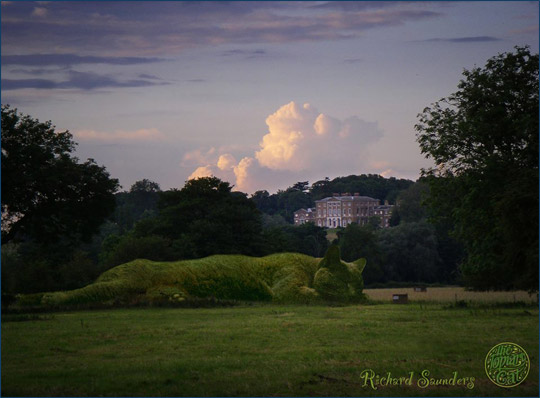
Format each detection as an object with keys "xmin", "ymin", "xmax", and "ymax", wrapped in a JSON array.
[{"xmin": 22, "ymin": 247, "xmax": 366, "ymax": 307}]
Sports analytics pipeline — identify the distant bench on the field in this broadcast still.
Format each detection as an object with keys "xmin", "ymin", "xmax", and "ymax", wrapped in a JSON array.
[
  {"xmin": 414, "ymin": 287, "xmax": 427, "ymax": 292},
  {"xmin": 392, "ymin": 294, "xmax": 408, "ymax": 304}
]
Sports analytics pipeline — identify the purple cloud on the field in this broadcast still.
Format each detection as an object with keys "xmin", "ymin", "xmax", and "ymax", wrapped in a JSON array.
[
  {"xmin": 2, "ymin": 54, "xmax": 166, "ymax": 66},
  {"xmin": 2, "ymin": 70, "xmax": 170, "ymax": 91},
  {"xmin": 1, "ymin": 2, "xmax": 442, "ymax": 57},
  {"xmin": 422, "ymin": 36, "xmax": 502, "ymax": 43}
]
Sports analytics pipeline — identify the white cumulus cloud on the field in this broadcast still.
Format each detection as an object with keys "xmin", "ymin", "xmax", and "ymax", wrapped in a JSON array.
[
  {"xmin": 233, "ymin": 157, "xmax": 256, "ymax": 189},
  {"xmin": 181, "ymin": 147, "xmax": 216, "ymax": 167},
  {"xmin": 186, "ymin": 101, "xmax": 383, "ymax": 193},
  {"xmin": 255, "ymin": 101, "xmax": 382, "ymax": 173},
  {"xmin": 217, "ymin": 153, "xmax": 237, "ymax": 171},
  {"xmin": 188, "ymin": 165, "xmax": 214, "ymax": 180}
]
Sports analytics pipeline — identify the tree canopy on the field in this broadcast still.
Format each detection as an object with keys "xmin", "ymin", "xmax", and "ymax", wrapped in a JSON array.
[
  {"xmin": 1, "ymin": 105, "xmax": 120, "ymax": 245},
  {"xmin": 101, "ymin": 177, "xmax": 266, "ymax": 265},
  {"xmin": 415, "ymin": 46, "xmax": 538, "ymax": 291},
  {"xmin": 250, "ymin": 175, "xmax": 414, "ymax": 223}
]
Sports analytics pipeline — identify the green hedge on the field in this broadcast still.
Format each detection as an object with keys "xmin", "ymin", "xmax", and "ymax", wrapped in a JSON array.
[{"xmin": 17, "ymin": 247, "xmax": 366, "ymax": 308}]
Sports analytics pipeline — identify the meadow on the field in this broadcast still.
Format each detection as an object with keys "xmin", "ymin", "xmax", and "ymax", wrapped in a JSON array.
[
  {"xmin": 364, "ymin": 287, "xmax": 537, "ymax": 304},
  {"xmin": 2, "ymin": 302, "xmax": 538, "ymax": 397}
]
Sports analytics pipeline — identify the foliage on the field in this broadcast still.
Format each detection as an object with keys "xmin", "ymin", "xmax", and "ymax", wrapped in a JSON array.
[
  {"xmin": 392, "ymin": 180, "xmax": 430, "ymax": 224},
  {"xmin": 17, "ymin": 247, "xmax": 367, "ymax": 307},
  {"xmin": 131, "ymin": 177, "xmax": 266, "ymax": 260},
  {"xmin": 415, "ymin": 46, "xmax": 539, "ymax": 291},
  {"xmin": 250, "ymin": 175, "xmax": 414, "ymax": 222},
  {"xmin": 251, "ymin": 187, "xmax": 313, "ymax": 222},
  {"xmin": 1, "ymin": 106, "xmax": 120, "ymax": 295},
  {"xmin": 337, "ymin": 223, "xmax": 384, "ymax": 284},
  {"xmin": 101, "ymin": 235, "xmax": 176, "ymax": 267},
  {"xmin": 310, "ymin": 174, "xmax": 413, "ymax": 202},
  {"xmin": 262, "ymin": 223, "xmax": 328, "ymax": 257},
  {"xmin": 112, "ymin": 179, "xmax": 161, "ymax": 233},
  {"xmin": 1, "ymin": 105, "xmax": 119, "ymax": 244},
  {"xmin": 377, "ymin": 221, "xmax": 442, "ymax": 283},
  {"xmin": 313, "ymin": 245, "xmax": 365, "ymax": 302}
]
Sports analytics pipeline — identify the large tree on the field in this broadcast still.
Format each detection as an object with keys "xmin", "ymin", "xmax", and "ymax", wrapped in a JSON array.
[
  {"xmin": 1, "ymin": 105, "xmax": 120, "ymax": 245},
  {"xmin": 111, "ymin": 177, "xmax": 267, "ymax": 262},
  {"xmin": 415, "ymin": 47, "xmax": 538, "ymax": 291}
]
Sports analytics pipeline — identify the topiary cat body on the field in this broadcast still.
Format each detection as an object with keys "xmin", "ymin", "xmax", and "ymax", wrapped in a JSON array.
[{"xmin": 31, "ymin": 246, "xmax": 366, "ymax": 307}]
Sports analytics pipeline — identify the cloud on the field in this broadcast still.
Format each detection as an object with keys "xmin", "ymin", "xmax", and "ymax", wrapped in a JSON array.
[
  {"xmin": 9, "ymin": 66, "xmax": 70, "ymax": 75},
  {"xmin": 313, "ymin": 1, "xmax": 423, "ymax": 11},
  {"xmin": 31, "ymin": 7, "xmax": 48, "ymax": 17},
  {"xmin": 255, "ymin": 102, "xmax": 382, "ymax": 172},
  {"xmin": 74, "ymin": 128, "xmax": 165, "ymax": 142},
  {"xmin": 137, "ymin": 73, "xmax": 163, "ymax": 80},
  {"xmin": 314, "ymin": 113, "xmax": 342, "ymax": 136},
  {"xmin": 1, "ymin": 70, "xmax": 170, "ymax": 90},
  {"xmin": 221, "ymin": 49, "xmax": 267, "ymax": 58},
  {"xmin": 181, "ymin": 147, "xmax": 217, "ymax": 167},
  {"xmin": 217, "ymin": 154, "xmax": 237, "ymax": 171},
  {"xmin": 187, "ymin": 101, "xmax": 383, "ymax": 193},
  {"xmin": 509, "ymin": 25, "xmax": 539, "ymax": 35},
  {"xmin": 1, "ymin": 2, "xmax": 441, "ymax": 57},
  {"xmin": 379, "ymin": 169, "xmax": 396, "ymax": 178},
  {"xmin": 188, "ymin": 165, "xmax": 214, "ymax": 180},
  {"xmin": 233, "ymin": 157, "xmax": 256, "ymax": 189},
  {"xmin": 422, "ymin": 36, "xmax": 502, "ymax": 43},
  {"xmin": 1, "ymin": 53, "xmax": 166, "ymax": 66}
]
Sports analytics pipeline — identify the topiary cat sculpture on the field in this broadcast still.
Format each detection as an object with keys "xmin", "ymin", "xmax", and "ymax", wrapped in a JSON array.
[{"xmin": 24, "ymin": 245, "xmax": 366, "ymax": 307}]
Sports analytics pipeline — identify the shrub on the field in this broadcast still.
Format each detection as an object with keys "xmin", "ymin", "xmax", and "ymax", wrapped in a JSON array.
[{"xmin": 17, "ymin": 247, "xmax": 366, "ymax": 307}]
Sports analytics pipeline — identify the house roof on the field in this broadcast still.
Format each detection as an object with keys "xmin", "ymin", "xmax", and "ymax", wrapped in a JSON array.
[
  {"xmin": 315, "ymin": 195, "xmax": 377, "ymax": 203},
  {"xmin": 294, "ymin": 207, "xmax": 314, "ymax": 214}
]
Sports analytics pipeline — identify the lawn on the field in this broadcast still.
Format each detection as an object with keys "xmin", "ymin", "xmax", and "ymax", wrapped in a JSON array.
[{"xmin": 2, "ymin": 303, "xmax": 538, "ymax": 397}]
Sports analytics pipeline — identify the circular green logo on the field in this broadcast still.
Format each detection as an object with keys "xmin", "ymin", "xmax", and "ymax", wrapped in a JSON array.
[{"xmin": 485, "ymin": 342, "xmax": 530, "ymax": 388}]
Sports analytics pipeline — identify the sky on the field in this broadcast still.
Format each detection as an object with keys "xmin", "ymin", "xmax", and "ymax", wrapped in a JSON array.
[{"xmin": 1, "ymin": 1, "xmax": 538, "ymax": 194}]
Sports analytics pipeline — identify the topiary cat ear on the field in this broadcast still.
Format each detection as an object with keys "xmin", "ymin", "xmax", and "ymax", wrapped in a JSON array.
[
  {"xmin": 318, "ymin": 244, "xmax": 342, "ymax": 270},
  {"xmin": 353, "ymin": 258, "xmax": 367, "ymax": 274}
]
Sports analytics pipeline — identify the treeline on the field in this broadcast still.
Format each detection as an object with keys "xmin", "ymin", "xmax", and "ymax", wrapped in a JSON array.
[
  {"xmin": 251, "ymin": 175, "xmax": 413, "ymax": 222},
  {"xmin": 333, "ymin": 179, "xmax": 462, "ymax": 286},
  {"xmin": 2, "ymin": 172, "xmax": 462, "ymax": 295},
  {"xmin": 2, "ymin": 177, "xmax": 332, "ymax": 294},
  {"xmin": 104, "ymin": 176, "xmax": 462, "ymax": 287}
]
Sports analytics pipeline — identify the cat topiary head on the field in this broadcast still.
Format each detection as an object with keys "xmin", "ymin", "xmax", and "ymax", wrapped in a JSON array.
[{"xmin": 313, "ymin": 244, "xmax": 366, "ymax": 302}]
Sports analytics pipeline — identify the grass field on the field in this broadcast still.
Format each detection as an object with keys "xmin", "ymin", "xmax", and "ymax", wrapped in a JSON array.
[
  {"xmin": 364, "ymin": 287, "xmax": 538, "ymax": 304},
  {"xmin": 326, "ymin": 228, "xmax": 339, "ymax": 242},
  {"xmin": 2, "ymin": 303, "xmax": 538, "ymax": 397}
]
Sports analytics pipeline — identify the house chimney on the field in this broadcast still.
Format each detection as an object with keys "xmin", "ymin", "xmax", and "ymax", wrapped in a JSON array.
[
  {"xmin": 354, "ymin": 193, "xmax": 359, "ymax": 196},
  {"xmin": 385, "ymin": 200, "xmax": 389, "ymax": 206}
]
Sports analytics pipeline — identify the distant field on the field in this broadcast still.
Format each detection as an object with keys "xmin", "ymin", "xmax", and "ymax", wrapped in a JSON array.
[
  {"xmin": 325, "ymin": 228, "xmax": 339, "ymax": 241},
  {"xmin": 364, "ymin": 287, "xmax": 537, "ymax": 304},
  {"xmin": 2, "ymin": 304, "xmax": 538, "ymax": 397}
]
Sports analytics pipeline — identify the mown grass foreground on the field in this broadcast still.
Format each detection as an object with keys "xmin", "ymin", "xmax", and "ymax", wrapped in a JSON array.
[{"xmin": 2, "ymin": 304, "xmax": 538, "ymax": 397}]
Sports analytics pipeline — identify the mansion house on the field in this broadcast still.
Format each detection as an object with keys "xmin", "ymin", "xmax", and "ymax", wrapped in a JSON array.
[{"xmin": 294, "ymin": 193, "xmax": 394, "ymax": 228}]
